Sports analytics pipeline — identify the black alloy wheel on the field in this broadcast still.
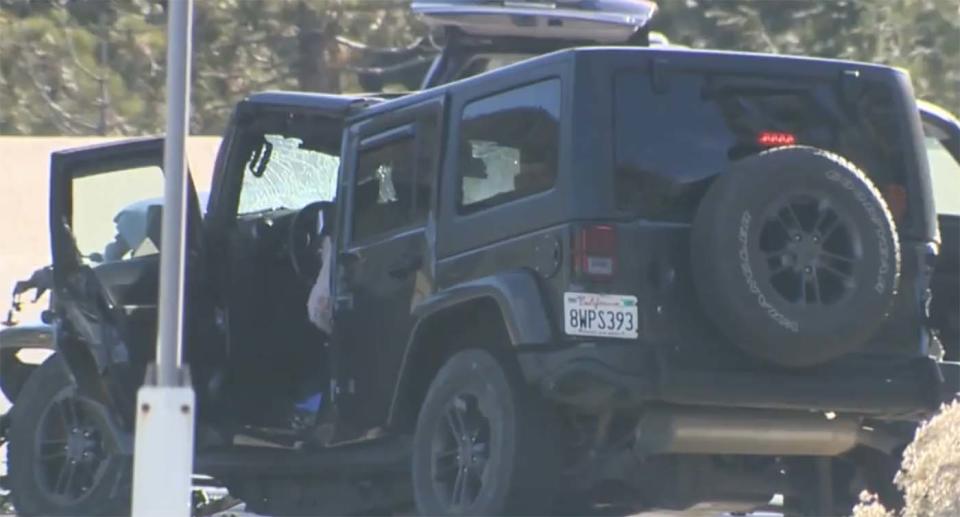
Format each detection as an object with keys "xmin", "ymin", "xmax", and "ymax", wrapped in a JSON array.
[
  {"xmin": 430, "ymin": 393, "xmax": 493, "ymax": 509},
  {"xmin": 32, "ymin": 389, "xmax": 114, "ymax": 506},
  {"xmin": 759, "ymin": 194, "xmax": 860, "ymax": 307},
  {"xmin": 411, "ymin": 348, "xmax": 558, "ymax": 515},
  {"xmin": 7, "ymin": 355, "xmax": 131, "ymax": 516}
]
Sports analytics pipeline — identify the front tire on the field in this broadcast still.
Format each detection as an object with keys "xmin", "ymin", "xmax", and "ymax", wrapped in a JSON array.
[
  {"xmin": 411, "ymin": 349, "xmax": 558, "ymax": 515},
  {"xmin": 7, "ymin": 355, "xmax": 131, "ymax": 516}
]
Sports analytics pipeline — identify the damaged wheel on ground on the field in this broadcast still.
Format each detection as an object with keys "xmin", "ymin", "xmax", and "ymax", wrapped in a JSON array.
[
  {"xmin": 691, "ymin": 146, "xmax": 901, "ymax": 367},
  {"xmin": 6, "ymin": 355, "xmax": 131, "ymax": 516}
]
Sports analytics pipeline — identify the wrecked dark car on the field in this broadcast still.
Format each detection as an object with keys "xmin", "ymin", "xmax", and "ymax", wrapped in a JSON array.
[{"xmin": 2, "ymin": 2, "xmax": 959, "ymax": 517}]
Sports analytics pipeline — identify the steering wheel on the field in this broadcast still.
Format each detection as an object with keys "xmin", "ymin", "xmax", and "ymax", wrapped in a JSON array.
[{"xmin": 288, "ymin": 201, "xmax": 335, "ymax": 285}]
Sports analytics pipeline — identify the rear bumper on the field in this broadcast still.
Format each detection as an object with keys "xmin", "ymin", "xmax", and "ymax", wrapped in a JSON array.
[{"xmin": 518, "ymin": 343, "xmax": 957, "ymax": 419}]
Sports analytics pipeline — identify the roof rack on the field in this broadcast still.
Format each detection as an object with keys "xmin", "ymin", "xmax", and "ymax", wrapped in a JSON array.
[{"xmin": 412, "ymin": 0, "xmax": 658, "ymax": 44}]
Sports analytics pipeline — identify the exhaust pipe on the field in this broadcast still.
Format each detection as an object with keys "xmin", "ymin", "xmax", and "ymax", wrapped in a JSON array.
[{"xmin": 634, "ymin": 406, "xmax": 898, "ymax": 457}]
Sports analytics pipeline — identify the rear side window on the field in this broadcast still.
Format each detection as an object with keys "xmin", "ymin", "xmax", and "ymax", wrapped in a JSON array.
[{"xmin": 458, "ymin": 79, "xmax": 561, "ymax": 212}]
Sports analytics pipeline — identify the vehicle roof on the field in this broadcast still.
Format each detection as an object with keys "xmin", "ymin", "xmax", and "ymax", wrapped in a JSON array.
[
  {"xmin": 571, "ymin": 45, "xmax": 902, "ymax": 74},
  {"xmin": 250, "ymin": 45, "xmax": 905, "ymax": 124},
  {"xmin": 362, "ymin": 45, "xmax": 904, "ymax": 115},
  {"xmin": 241, "ymin": 91, "xmax": 382, "ymax": 117}
]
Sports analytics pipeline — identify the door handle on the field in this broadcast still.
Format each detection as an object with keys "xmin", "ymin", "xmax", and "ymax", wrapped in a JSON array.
[{"xmin": 388, "ymin": 255, "xmax": 422, "ymax": 279}]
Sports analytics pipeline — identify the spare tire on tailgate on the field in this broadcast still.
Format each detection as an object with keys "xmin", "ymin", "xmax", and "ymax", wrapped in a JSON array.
[{"xmin": 691, "ymin": 146, "xmax": 901, "ymax": 367}]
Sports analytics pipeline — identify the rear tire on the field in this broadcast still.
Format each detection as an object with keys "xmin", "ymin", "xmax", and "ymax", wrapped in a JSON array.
[
  {"xmin": 7, "ymin": 355, "xmax": 131, "ymax": 516},
  {"xmin": 411, "ymin": 349, "xmax": 558, "ymax": 515},
  {"xmin": 691, "ymin": 146, "xmax": 901, "ymax": 367}
]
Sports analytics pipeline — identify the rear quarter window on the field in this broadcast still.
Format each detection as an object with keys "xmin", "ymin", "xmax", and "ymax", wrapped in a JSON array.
[{"xmin": 458, "ymin": 79, "xmax": 561, "ymax": 213}]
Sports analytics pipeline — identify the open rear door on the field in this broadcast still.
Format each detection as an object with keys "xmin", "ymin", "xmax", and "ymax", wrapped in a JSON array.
[
  {"xmin": 920, "ymin": 104, "xmax": 960, "ymax": 361},
  {"xmin": 48, "ymin": 137, "xmax": 203, "ymax": 406}
]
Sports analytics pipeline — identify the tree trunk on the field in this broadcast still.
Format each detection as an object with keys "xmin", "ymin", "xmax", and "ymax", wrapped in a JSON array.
[{"xmin": 296, "ymin": 2, "xmax": 341, "ymax": 93}]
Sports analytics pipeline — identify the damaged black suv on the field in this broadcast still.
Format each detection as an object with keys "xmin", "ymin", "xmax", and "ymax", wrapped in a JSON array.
[{"xmin": 3, "ymin": 47, "xmax": 958, "ymax": 516}]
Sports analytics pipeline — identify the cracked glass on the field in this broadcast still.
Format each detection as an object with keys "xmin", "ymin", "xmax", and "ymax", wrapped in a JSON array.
[{"xmin": 238, "ymin": 134, "xmax": 339, "ymax": 215}]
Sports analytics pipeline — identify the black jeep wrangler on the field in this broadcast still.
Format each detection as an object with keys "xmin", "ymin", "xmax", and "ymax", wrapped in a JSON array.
[{"xmin": 2, "ymin": 46, "xmax": 958, "ymax": 516}]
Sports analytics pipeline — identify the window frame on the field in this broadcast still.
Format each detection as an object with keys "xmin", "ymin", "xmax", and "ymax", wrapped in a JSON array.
[
  {"xmin": 454, "ymin": 77, "xmax": 563, "ymax": 215},
  {"xmin": 349, "ymin": 123, "xmax": 421, "ymax": 245},
  {"xmin": 342, "ymin": 97, "xmax": 445, "ymax": 248}
]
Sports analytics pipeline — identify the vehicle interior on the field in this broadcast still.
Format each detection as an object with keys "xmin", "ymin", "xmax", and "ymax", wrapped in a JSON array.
[{"xmin": 202, "ymin": 110, "xmax": 343, "ymax": 431}]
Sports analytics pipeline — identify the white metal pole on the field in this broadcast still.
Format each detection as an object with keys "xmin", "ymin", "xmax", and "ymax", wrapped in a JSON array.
[
  {"xmin": 155, "ymin": 0, "xmax": 192, "ymax": 387},
  {"xmin": 132, "ymin": 0, "xmax": 196, "ymax": 515}
]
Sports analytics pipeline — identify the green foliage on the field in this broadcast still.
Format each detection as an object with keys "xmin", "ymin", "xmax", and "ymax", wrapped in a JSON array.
[
  {"xmin": 652, "ymin": 0, "xmax": 959, "ymax": 112},
  {"xmin": 0, "ymin": 0, "xmax": 956, "ymax": 136},
  {"xmin": 0, "ymin": 0, "xmax": 424, "ymax": 134}
]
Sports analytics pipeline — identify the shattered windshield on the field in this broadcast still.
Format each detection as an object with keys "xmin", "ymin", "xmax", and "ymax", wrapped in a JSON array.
[{"xmin": 237, "ymin": 134, "xmax": 339, "ymax": 215}]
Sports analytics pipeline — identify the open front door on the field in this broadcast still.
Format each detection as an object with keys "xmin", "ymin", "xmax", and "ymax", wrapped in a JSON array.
[
  {"xmin": 333, "ymin": 97, "xmax": 444, "ymax": 436},
  {"xmin": 49, "ymin": 137, "xmax": 203, "ymax": 406}
]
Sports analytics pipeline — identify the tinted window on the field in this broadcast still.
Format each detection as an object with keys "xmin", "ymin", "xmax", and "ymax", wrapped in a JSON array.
[
  {"xmin": 459, "ymin": 79, "xmax": 560, "ymax": 212},
  {"xmin": 352, "ymin": 133, "xmax": 419, "ymax": 242}
]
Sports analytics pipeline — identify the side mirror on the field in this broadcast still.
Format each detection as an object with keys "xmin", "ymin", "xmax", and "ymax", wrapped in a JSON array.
[{"xmin": 88, "ymin": 252, "xmax": 104, "ymax": 263}]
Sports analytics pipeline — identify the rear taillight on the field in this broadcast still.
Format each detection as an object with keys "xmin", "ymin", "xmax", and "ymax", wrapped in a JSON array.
[
  {"xmin": 882, "ymin": 184, "xmax": 907, "ymax": 222},
  {"xmin": 574, "ymin": 225, "xmax": 617, "ymax": 279},
  {"xmin": 757, "ymin": 131, "xmax": 797, "ymax": 147}
]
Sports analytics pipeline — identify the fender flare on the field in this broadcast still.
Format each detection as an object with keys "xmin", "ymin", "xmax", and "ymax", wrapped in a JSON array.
[
  {"xmin": 0, "ymin": 323, "xmax": 54, "ymax": 351},
  {"xmin": 0, "ymin": 324, "xmax": 56, "ymax": 403},
  {"xmin": 0, "ymin": 322, "xmax": 123, "ymax": 426},
  {"xmin": 386, "ymin": 270, "xmax": 553, "ymax": 426},
  {"xmin": 412, "ymin": 270, "xmax": 553, "ymax": 346}
]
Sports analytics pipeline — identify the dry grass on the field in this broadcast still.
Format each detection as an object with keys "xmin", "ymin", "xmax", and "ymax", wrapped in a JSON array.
[{"xmin": 853, "ymin": 400, "xmax": 960, "ymax": 517}]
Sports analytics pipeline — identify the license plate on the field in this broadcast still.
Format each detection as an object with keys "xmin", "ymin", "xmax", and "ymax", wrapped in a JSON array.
[{"xmin": 564, "ymin": 292, "xmax": 638, "ymax": 339}]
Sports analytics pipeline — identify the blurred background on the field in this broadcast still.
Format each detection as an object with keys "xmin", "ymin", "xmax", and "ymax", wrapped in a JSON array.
[{"xmin": 0, "ymin": 0, "xmax": 957, "ymax": 137}]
